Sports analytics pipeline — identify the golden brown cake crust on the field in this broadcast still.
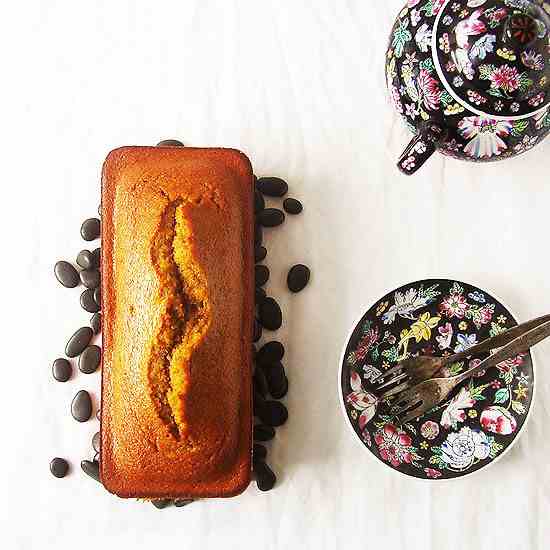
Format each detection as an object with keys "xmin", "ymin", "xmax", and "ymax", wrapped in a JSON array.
[{"xmin": 100, "ymin": 147, "xmax": 253, "ymax": 499}]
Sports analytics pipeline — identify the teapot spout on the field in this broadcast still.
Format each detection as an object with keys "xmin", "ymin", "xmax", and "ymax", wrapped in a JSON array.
[{"xmin": 398, "ymin": 123, "xmax": 447, "ymax": 175}]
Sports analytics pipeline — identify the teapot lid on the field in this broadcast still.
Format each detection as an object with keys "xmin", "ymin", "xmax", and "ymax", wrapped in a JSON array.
[{"xmin": 433, "ymin": 0, "xmax": 550, "ymax": 119}]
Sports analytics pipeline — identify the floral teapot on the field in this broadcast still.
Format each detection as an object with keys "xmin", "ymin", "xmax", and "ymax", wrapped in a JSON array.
[{"xmin": 386, "ymin": 0, "xmax": 550, "ymax": 174}]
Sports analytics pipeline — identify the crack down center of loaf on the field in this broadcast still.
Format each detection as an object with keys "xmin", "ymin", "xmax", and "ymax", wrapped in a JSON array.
[{"xmin": 147, "ymin": 199, "xmax": 211, "ymax": 441}]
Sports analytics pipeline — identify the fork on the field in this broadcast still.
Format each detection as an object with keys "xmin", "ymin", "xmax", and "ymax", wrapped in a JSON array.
[
  {"xmin": 390, "ymin": 320, "xmax": 550, "ymax": 425},
  {"xmin": 372, "ymin": 314, "xmax": 550, "ymax": 401}
]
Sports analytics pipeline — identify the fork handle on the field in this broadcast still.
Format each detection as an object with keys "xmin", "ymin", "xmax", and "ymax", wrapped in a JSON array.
[
  {"xmin": 445, "ymin": 314, "xmax": 550, "ymax": 365},
  {"xmin": 453, "ymin": 320, "xmax": 550, "ymax": 384}
]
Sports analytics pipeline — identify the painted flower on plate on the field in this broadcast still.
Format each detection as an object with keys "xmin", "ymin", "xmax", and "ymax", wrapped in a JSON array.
[
  {"xmin": 469, "ymin": 358, "xmax": 485, "ymax": 377},
  {"xmin": 528, "ymin": 92, "xmax": 545, "ymax": 107},
  {"xmin": 401, "ymin": 62, "xmax": 414, "ymax": 86},
  {"xmin": 405, "ymin": 103, "xmax": 420, "ymax": 120},
  {"xmin": 514, "ymin": 385, "xmax": 528, "ymax": 400},
  {"xmin": 469, "ymin": 34, "xmax": 496, "ymax": 60},
  {"xmin": 410, "ymin": 312, "xmax": 441, "ymax": 343},
  {"xmin": 441, "ymin": 386, "xmax": 475, "ymax": 429},
  {"xmin": 376, "ymin": 301, "xmax": 389, "ymax": 316},
  {"xmin": 410, "ymin": 8, "xmax": 421, "ymax": 27},
  {"xmin": 440, "ymin": 293, "xmax": 468, "ymax": 318},
  {"xmin": 496, "ymin": 353, "xmax": 524, "ymax": 383},
  {"xmin": 402, "ymin": 156, "xmax": 416, "ymax": 171},
  {"xmin": 521, "ymin": 49, "xmax": 545, "ymax": 71},
  {"xmin": 458, "ymin": 116, "xmax": 512, "ymax": 159},
  {"xmin": 445, "ymin": 59, "xmax": 457, "ymax": 73},
  {"xmin": 468, "ymin": 303, "xmax": 495, "ymax": 328},
  {"xmin": 452, "ymin": 48, "xmax": 475, "ymax": 80},
  {"xmin": 467, "ymin": 90, "xmax": 487, "ymax": 105},
  {"xmin": 445, "ymin": 139, "xmax": 463, "ymax": 152},
  {"xmin": 439, "ymin": 33, "xmax": 450, "ymax": 53},
  {"xmin": 382, "ymin": 285, "xmax": 440, "ymax": 324},
  {"xmin": 480, "ymin": 406, "xmax": 517, "ymax": 435},
  {"xmin": 415, "ymin": 23, "xmax": 432, "ymax": 53},
  {"xmin": 346, "ymin": 372, "xmax": 378, "ymax": 430},
  {"xmin": 352, "ymin": 325, "xmax": 380, "ymax": 363},
  {"xmin": 508, "ymin": 9, "xmax": 539, "ymax": 43},
  {"xmin": 420, "ymin": 420, "xmax": 440, "ymax": 440},
  {"xmin": 514, "ymin": 135, "xmax": 539, "ymax": 153},
  {"xmin": 504, "ymin": 0, "xmax": 532, "ymax": 9},
  {"xmin": 374, "ymin": 424, "xmax": 414, "ymax": 467},
  {"xmin": 414, "ymin": 141, "xmax": 427, "ymax": 154},
  {"xmin": 455, "ymin": 333, "xmax": 478, "ymax": 353},
  {"xmin": 362, "ymin": 428, "xmax": 372, "ymax": 447},
  {"xmin": 404, "ymin": 52, "xmax": 419, "ymax": 66},
  {"xmin": 424, "ymin": 467, "xmax": 443, "ymax": 479},
  {"xmin": 445, "ymin": 103, "xmax": 465, "ymax": 116},
  {"xmin": 441, "ymin": 427, "xmax": 490, "ymax": 470},
  {"xmin": 455, "ymin": 9, "xmax": 486, "ymax": 50},
  {"xmin": 486, "ymin": 7, "xmax": 508, "ymax": 27},
  {"xmin": 390, "ymin": 85, "xmax": 403, "ymax": 115},
  {"xmin": 517, "ymin": 373, "xmax": 529, "ymax": 386},
  {"xmin": 490, "ymin": 64, "xmax": 520, "ymax": 93},
  {"xmin": 436, "ymin": 322, "xmax": 453, "ymax": 350},
  {"xmin": 497, "ymin": 47, "xmax": 516, "ymax": 61}
]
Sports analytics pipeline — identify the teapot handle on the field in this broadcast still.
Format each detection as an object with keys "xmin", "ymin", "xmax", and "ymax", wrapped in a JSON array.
[{"xmin": 398, "ymin": 123, "xmax": 447, "ymax": 176}]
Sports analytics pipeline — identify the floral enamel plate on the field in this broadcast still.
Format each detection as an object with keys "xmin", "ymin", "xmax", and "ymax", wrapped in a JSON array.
[{"xmin": 339, "ymin": 279, "xmax": 535, "ymax": 480}]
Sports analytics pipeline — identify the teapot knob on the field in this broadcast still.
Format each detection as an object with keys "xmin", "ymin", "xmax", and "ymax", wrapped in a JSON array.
[
  {"xmin": 398, "ymin": 123, "xmax": 447, "ymax": 176},
  {"xmin": 504, "ymin": 13, "xmax": 539, "ymax": 47}
]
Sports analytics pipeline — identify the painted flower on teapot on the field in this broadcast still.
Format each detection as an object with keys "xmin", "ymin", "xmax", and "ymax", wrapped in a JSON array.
[{"xmin": 386, "ymin": 0, "xmax": 550, "ymax": 174}]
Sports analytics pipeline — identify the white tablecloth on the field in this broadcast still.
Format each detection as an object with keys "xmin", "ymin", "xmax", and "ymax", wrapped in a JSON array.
[{"xmin": 3, "ymin": 1, "xmax": 549, "ymax": 548}]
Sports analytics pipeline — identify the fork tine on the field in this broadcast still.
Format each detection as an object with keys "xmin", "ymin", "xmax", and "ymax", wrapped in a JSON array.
[
  {"xmin": 379, "ymin": 380, "xmax": 411, "ymax": 400},
  {"xmin": 376, "ymin": 372, "xmax": 409, "ymax": 392},
  {"xmin": 392, "ymin": 387, "xmax": 418, "ymax": 406},
  {"xmin": 374, "ymin": 364, "xmax": 404, "ymax": 384},
  {"xmin": 398, "ymin": 403, "xmax": 427, "ymax": 425},
  {"xmin": 391, "ymin": 394, "xmax": 421, "ymax": 416}
]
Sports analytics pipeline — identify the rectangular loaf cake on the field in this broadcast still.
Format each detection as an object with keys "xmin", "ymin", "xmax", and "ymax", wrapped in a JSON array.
[{"xmin": 100, "ymin": 146, "xmax": 254, "ymax": 499}]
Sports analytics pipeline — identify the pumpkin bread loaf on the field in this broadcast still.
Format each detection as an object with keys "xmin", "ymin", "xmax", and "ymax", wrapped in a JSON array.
[{"xmin": 100, "ymin": 146, "xmax": 254, "ymax": 498}]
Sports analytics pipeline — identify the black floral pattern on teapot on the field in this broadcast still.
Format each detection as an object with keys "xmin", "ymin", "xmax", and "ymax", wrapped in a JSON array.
[{"xmin": 386, "ymin": 0, "xmax": 550, "ymax": 174}]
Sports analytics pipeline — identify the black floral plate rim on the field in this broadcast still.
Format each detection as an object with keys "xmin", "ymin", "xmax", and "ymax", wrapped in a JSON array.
[{"xmin": 338, "ymin": 278, "xmax": 537, "ymax": 482}]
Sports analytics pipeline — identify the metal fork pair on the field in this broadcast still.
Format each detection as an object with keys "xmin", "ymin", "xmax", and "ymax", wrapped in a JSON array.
[{"xmin": 371, "ymin": 314, "xmax": 550, "ymax": 425}]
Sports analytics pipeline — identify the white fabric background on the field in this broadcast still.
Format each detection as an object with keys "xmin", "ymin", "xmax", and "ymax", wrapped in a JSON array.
[{"xmin": 2, "ymin": 1, "xmax": 549, "ymax": 548}]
